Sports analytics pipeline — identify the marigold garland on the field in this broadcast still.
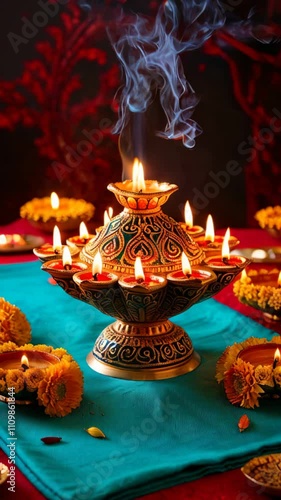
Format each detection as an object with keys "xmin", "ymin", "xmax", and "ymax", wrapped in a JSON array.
[
  {"xmin": 233, "ymin": 269, "xmax": 281, "ymax": 315},
  {"xmin": 216, "ymin": 336, "xmax": 281, "ymax": 409},
  {"xmin": 0, "ymin": 298, "xmax": 31, "ymax": 346},
  {"xmin": 20, "ymin": 197, "xmax": 95, "ymax": 223},
  {"xmin": 0, "ymin": 342, "xmax": 83, "ymax": 417},
  {"xmin": 255, "ymin": 205, "xmax": 281, "ymax": 230}
]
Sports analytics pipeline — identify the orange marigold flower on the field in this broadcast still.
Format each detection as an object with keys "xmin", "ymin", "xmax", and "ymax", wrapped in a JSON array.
[
  {"xmin": 24, "ymin": 368, "xmax": 45, "ymax": 392},
  {"xmin": 254, "ymin": 365, "xmax": 274, "ymax": 387},
  {"xmin": 0, "ymin": 298, "xmax": 31, "ymax": 346},
  {"xmin": 37, "ymin": 360, "xmax": 83, "ymax": 417},
  {"xmin": 0, "ymin": 342, "xmax": 18, "ymax": 353},
  {"xmin": 5, "ymin": 369, "xmax": 25, "ymax": 393},
  {"xmin": 216, "ymin": 343, "xmax": 243, "ymax": 382},
  {"xmin": 224, "ymin": 358, "xmax": 264, "ymax": 409}
]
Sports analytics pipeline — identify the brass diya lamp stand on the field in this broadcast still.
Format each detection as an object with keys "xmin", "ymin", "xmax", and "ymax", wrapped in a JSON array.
[{"xmin": 40, "ymin": 179, "xmax": 249, "ymax": 380}]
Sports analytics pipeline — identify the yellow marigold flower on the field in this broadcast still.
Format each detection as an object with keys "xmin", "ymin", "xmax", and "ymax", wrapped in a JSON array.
[
  {"xmin": 273, "ymin": 366, "xmax": 281, "ymax": 387},
  {"xmin": 255, "ymin": 205, "xmax": 281, "ymax": 230},
  {"xmin": 5, "ymin": 369, "xmax": 25, "ymax": 393},
  {"xmin": 20, "ymin": 197, "xmax": 95, "ymax": 223},
  {"xmin": 24, "ymin": 368, "xmax": 45, "ymax": 392},
  {"xmin": 0, "ymin": 368, "xmax": 6, "ymax": 379},
  {"xmin": 20, "ymin": 343, "xmax": 51, "ymax": 353},
  {"xmin": 52, "ymin": 348, "xmax": 72, "ymax": 361},
  {"xmin": 224, "ymin": 358, "xmax": 264, "ymax": 409},
  {"xmin": 254, "ymin": 365, "xmax": 274, "ymax": 387},
  {"xmin": 0, "ymin": 298, "xmax": 31, "ymax": 346},
  {"xmin": 0, "ymin": 342, "xmax": 18, "ymax": 353},
  {"xmin": 37, "ymin": 360, "xmax": 83, "ymax": 417}
]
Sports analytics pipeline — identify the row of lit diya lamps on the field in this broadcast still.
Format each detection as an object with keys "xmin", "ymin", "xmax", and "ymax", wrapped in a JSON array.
[
  {"xmin": 31, "ymin": 201, "xmax": 281, "ymax": 320},
  {"xmin": 32, "ymin": 205, "xmax": 247, "ymax": 288}
]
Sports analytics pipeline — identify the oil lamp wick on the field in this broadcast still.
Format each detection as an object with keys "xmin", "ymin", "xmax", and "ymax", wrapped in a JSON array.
[
  {"xmin": 93, "ymin": 273, "xmax": 98, "ymax": 281},
  {"xmin": 273, "ymin": 356, "xmax": 279, "ymax": 370},
  {"xmin": 21, "ymin": 362, "xmax": 29, "ymax": 372},
  {"xmin": 64, "ymin": 264, "xmax": 72, "ymax": 271}
]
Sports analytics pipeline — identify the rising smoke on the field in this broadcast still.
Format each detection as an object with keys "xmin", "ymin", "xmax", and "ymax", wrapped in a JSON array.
[{"xmin": 109, "ymin": 1, "xmax": 225, "ymax": 149}]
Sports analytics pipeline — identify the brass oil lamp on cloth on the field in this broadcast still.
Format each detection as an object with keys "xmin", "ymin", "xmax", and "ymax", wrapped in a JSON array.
[{"xmin": 40, "ymin": 163, "xmax": 249, "ymax": 381}]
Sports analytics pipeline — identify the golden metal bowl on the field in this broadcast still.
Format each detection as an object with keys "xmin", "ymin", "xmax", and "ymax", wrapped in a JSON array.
[{"xmin": 241, "ymin": 453, "xmax": 281, "ymax": 497}]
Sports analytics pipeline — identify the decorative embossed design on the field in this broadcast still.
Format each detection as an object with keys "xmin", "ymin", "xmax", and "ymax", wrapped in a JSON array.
[
  {"xmin": 81, "ymin": 210, "xmax": 204, "ymax": 275},
  {"xmin": 40, "ymin": 180, "xmax": 249, "ymax": 379},
  {"xmin": 162, "ymin": 283, "xmax": 211, "ymax": 318},
  {"xmin": 199, "ymin": 268, "xmax": 245, "ymax": 302},
  {"xmin": 82, "ymin": 287, "xmax": 127, "ymax": 319},
  {"xmin": 93, "ymin": 321, "xmax": 193, "ymax": 369},
  {"xmin": 119, "ymin": 287, "xmax": 167, "ymax": 322},
  {"xmin": 51, "ymin": 277, "xmax": 89, "ymax": 303}
]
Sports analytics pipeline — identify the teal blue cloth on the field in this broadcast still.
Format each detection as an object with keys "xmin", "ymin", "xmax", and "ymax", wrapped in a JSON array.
[{"xmin": 0, "ymin": 261, "xmax": 281, "ymax": 500}]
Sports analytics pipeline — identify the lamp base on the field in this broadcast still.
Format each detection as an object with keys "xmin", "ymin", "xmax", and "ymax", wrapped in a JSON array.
[{"xmin": 86, "ymin": 320, "xmax": 201, "ymax": 380}]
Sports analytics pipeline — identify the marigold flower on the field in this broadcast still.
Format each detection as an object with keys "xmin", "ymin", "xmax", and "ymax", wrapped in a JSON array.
[
  {"xmin": 224, "ymin": 358, "xmax": 264, "ymax": 409},
  {"xmin": 255, "ymin": 205, "xmax": 281, "ymax": 230},
  {"xmin": 5, "ymin": 369, "xmax": 25, "ymax": 393},
  {"xmin": 0, "ymin": 298, "xmax": 31, "ymax": 346},
  {"xmin": 216, "ymin": 337, "xmax": 267, "ymax": 383},
  {"xmin": 20, "ymin": 197, "xmax": 94, "ymax": 223},
  {"xmin": 254, "ymin": 365, "xmax": 274, "ymax": 387},
  {"xmin": 24, "ymin": 368, "xmax": 45, "ymax": 392},
  {"xmin": 37, "ymin": 360, "xmax": 83, "ymax": 417}
]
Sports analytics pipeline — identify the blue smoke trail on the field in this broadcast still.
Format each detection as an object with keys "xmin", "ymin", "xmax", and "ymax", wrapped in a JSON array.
[{"xmin": 110, "ymin": 1, "xmax": 225, "ymax": 149}]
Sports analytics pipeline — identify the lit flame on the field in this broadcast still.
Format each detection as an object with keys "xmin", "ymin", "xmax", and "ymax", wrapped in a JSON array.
[
  {"xmin": 108, "ymin": 207, "xmax": 113, "ymax": 219},
  {"xmin": 134, "ymin": 256, "xmax": 145, "ymax": 282},
  {"xmin": 274, "ymin": 348, "xmax": 280, "ymax": 364},
  {"xmin": 184, "ymin": 201, "xmax": 193, "ymax": 228},
  {"xmin": 181, "ymin": 252, "xmax": 192, "ymax": 276},
  {"xmin": 12, "ymin": 234, "xmax": 22, "ymax": 244},
  {"xmin": 104, "ymin": 210, "xmax": 110, "ymax": 226},
  {"xmin": 62, "ymin": 246, "xmax": 72, "ymax": 269},
  {"xmin": 53, "ymin": 225, "xmax": 62, "ymax": 252},
  {"xmin": 222, "ymin": 228, "xmax": 230, "ymax": 260},
  {"xmin": 79, "ymin": 222, "xmax": 89, "ymax": 239},
  {"xmin": 50, "ymin": 192, "xmax": 60, "ymax": 210},
  {"xmin": 132, "ymin": 158, "xmax": 146, "ymax": 192},
  {"xmin": 92, "ymin": 251, "xmax": 102, "ymax": 276},
  {"xmin": 240, "ymin": 269, "xmax": 248, "ymax": 283},
  {"xmin": 21, "ymin": 354, "xmax": 29, "ymax": 369},
  {"xmin": 278, "ymin": 271, "xmax": 281, "ymax": 287},
  {"xmin": 205, "ymin": 214, "xmax": 215, "ymax": 243},
  {"xmin": 0, "ymin": 234, "xmax": 7, "ymax": 245}
]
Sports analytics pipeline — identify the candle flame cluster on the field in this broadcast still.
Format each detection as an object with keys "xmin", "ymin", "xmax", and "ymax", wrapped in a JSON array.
[{"xmin": 0, "ymin": 234, "xmax": 26, "ymax": 247}]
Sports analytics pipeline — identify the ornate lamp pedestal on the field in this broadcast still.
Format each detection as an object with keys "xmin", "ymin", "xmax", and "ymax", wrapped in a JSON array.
[{"xmin": 41, "ymin": 180, "xmax": 249, "ymax": 380}]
